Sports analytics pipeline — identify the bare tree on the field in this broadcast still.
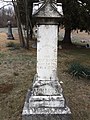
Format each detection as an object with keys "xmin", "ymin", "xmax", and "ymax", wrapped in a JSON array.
[
  {"xmin": 1, "ymin": 0, "xmax": 34, "ymax": 49},
  {"xmin": 12, "ymin": 0, "xmax": 25, "ymax": 47},
  {"xmin": 0, "ymin": 3, "xmax": 16, "ymax": 27}
]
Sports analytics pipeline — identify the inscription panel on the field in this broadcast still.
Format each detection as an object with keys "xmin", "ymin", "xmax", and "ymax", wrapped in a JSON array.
[{"xmin": 37, "ymin": 25, "xmax": 58, "ymax": 80}]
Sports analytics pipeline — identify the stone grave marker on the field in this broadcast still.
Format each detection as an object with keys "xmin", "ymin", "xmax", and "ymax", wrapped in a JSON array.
[
  {"xmin": 7, "ymin": 21, "xmax": 14, "ymax": 40},
  {"xmin": 22, "ymin": 0, "xmax": 71, "ymax": 120}
]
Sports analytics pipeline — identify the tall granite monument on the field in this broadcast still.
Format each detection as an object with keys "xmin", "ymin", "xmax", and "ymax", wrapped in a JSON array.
[{"xmin": 22, "ymin": 0, "xmax": 71, "ymax": 120}]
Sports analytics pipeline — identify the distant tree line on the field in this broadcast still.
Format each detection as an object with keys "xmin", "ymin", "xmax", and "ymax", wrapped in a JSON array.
[
  {"xmin": 13, "ymin": 0, "xmax": 90, "ymax": 47},
  {"xmin": 0, "ymin": 7, "xmax": 17, "ymax": 28},
  {"xmin": 61, "ymin": 0, "xmax": 90, "ymax": 44},
  {"xmin": 1, "ymin": 0, "xmax": 90, "ymax": 48}
]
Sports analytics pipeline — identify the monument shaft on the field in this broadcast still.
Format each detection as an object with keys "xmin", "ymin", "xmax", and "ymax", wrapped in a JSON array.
[{"xmin": 37, "ymin": 25, "xmax": 57, "ymax": 80}]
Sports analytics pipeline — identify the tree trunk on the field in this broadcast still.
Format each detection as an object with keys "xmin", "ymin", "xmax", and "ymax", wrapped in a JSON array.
[
  {"xmin": 12, "ymin": 1, "xmax": 25, "ymax": 48},
  {"xmin": 63, "ymin": 28, "xmax": 72, "ymax": 44},
  {"xmin": 25, "ymin": 0, "xmax": 29, "ymax": 49},
  {"xmin": 29, "ymin": 1, "xmax": 33, "ymax": 39},
  {"xmin": 62, "ymin": 1, "xmax": 72, "ymax": 44}
]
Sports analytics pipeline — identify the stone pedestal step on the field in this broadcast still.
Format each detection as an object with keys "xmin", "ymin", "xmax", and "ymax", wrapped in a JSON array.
[
  {"xmin": 23, "ymin": 103, "xmax": 71, "ymax": 115},
  {"xmin": 29, "ymin": 95, "xmax": 64, "ymax": 101},
  {"xmin": 29, "ymin": 95, "xmax": 65, "ymax": 108},
  {"xmin": 22, "ymin": 114, "xmax": 72, "ymax": 120},
  {"xmin": 29, "ymin": 106, "xmax": 71, "ymax": 114},
  {"xmin": 29, "ymin": 100, "xmax": 65, "ymax": 108},
  {"xmin": 22, "ymin": 78, "xmax": 71, "ymax": 119}
]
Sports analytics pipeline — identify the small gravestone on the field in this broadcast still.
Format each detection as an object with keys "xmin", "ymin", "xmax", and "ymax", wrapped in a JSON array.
[
  {"xmin": 7, "ymin": 21, "xmax": 14, "ymax": 40},
  {"xmin": 22, "ymin": 0, "xmax": 71, "ymax": 120},
  {"xmin": 86, "ymin": 44, "xmax": 90, "ymax": 48}
]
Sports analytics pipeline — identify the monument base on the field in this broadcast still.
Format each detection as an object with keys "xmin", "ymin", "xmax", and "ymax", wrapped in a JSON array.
[
  {"xmin": 22, "ymin": 75, "xmax": 71, "ymax": 120},
  {"xmin": 22, "ymin": 114, "xmax": 72, "ymax": 120},
  {"xmin": 7, "ymin": 35, "xmax": 14, "ymax": 40}
]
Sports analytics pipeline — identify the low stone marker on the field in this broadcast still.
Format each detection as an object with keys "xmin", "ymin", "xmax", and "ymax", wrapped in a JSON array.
[
  {"xmin": 22, "ymin": 0, "xmax": 71, "ymax": 120},
  {"xmin": 7, "ymin": 21, "xmax": 14, "ymax": 40}
]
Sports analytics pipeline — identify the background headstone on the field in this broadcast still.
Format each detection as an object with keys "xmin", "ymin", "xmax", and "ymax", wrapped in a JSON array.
[{"xmin": 7, "ymin": 21, "xmax": 14, "ymax": 40}]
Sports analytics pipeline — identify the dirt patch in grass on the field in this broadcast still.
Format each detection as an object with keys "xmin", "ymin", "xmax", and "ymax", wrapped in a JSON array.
[{"xmin": 0, "ymin": 83, "xmax": 13, "ymax": 93}]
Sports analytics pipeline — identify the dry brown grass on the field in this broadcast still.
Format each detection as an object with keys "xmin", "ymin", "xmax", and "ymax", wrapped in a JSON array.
[
  {"xmin": 0, "ymin": 32, "xmax": 90, "ymax": 120},
  {"xmin": 58, "ymin": 49, "xmax": 90, "ymax": 120},
  {"xmin": 0, "ymin": 33, "xmax": 19, "ymax": 51}
]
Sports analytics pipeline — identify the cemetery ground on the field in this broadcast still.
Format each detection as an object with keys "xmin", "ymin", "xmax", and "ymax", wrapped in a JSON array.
[{"xmin": 0, "ymin": 30, "xmax": 90, "ymax": 120}]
